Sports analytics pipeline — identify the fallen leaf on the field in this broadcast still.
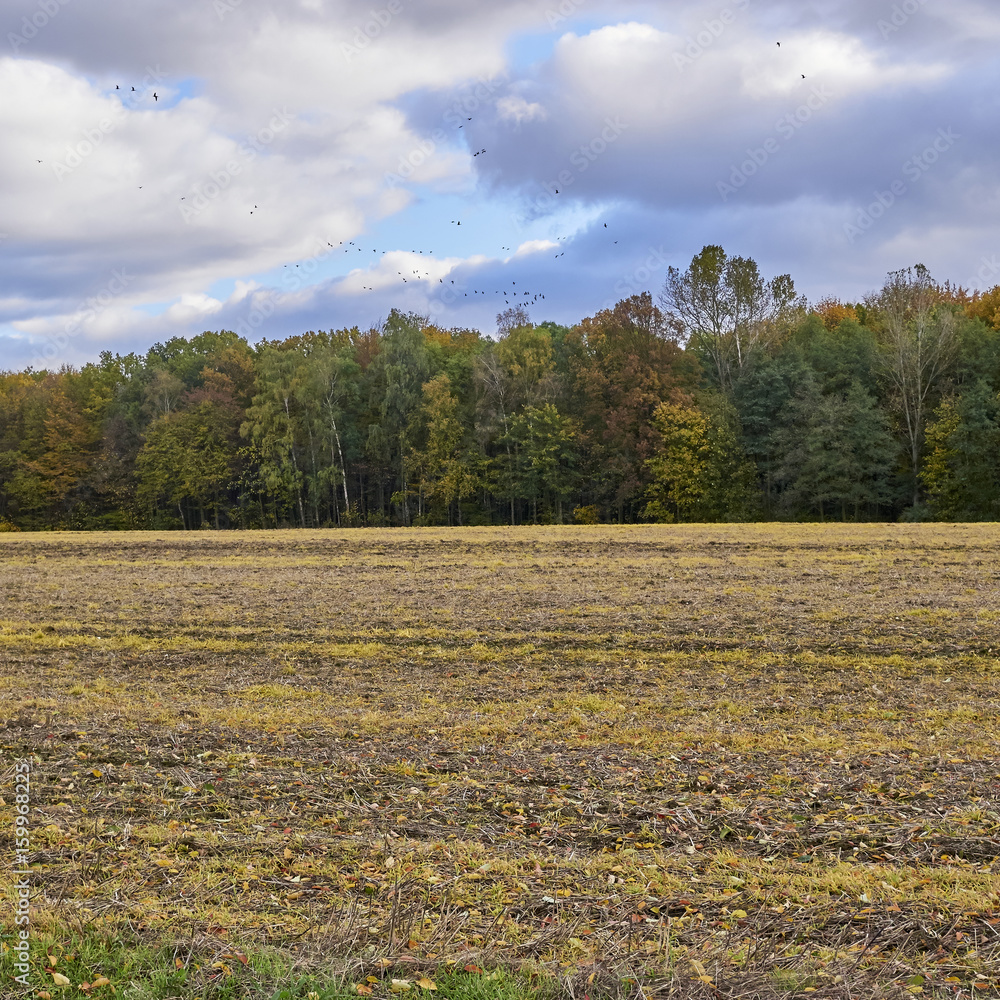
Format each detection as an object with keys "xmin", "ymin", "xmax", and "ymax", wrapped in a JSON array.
[
  {"xmin": 51, "ymin": 973, "xmax": 71, "ymax": 986},
  {"xmin": 356, "ymin": 986, "xmax": 373, "ymax": 996},
  {"xmin": 416, "ymin": 978, "xmax": 437, "ymax": 991}
]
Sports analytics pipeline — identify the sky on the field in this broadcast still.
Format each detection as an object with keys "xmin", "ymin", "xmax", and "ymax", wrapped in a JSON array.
[{"xmin": 1, "ymin": 0, "xmax": 998, "ymax": 370}]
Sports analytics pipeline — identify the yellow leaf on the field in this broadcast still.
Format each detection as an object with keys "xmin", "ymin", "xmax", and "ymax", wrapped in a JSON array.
[
  {"xmin": 696, "ymin": 976, "xmax": 714, "ymax": 985},
  {"xmin": 284, "ymin": 848, "xmax": 293, "ymax": 859},
  {"xmin": 48, "ymin": 955, "xmax": 58, "ymax": 967},
  {"xmin": 91, "ymin": 769, "xmax": 102, "ymax": 778},
  {"xmin": 91, "ymin": 978, "xmax": 111, "ymax": 988},
  {"xmin": 37, "ymin": 993, "xmax": 52, "ymax": 1000},
  {"xmin": 390, "ymin": 980, "xmax": 412, "ymax": 992},
  {"xmin": 356, "ymin": 986, "xmax": 373, "ymax": 996},
  {"xmin": 416, "ymin": 978, "xmax": 437, "ymax": 991},
  {"xmin": 51, "ymin": 973, "xmax": 71, "ymax": 986},
  {"xmin": 732, "ymin": 909, "xmax": 748, "ymax": 919},
  {"xmin": 378, "ymin": 958, "xmax": 394, "ymax": 968},
  {"xmin": 689, "ymin": 960, "xmax": 707, "ymax": 977}
]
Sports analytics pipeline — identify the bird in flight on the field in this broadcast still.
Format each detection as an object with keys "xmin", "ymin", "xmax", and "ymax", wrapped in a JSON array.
[{"xmin": 153, "ymin": 93, "xmax": 158, "ymax": 101}]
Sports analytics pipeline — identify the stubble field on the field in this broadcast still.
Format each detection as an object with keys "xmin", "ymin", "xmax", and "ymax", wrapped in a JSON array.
[{"xmin": 1, "ymin": 525, "xmax": 999, "ymax": 999}]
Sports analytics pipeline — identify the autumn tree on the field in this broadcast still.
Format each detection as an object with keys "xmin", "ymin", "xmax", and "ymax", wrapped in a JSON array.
[
  {"xmin": 406, "ymin": 374, "xmax": 479, "ymax": 523},
  {"xmin": 565, "ymin": 293, "xmax": 692, "ymax": 519},
  {"xmin": 642, "ymin": 394, "xmax": 756, "ymax": 523},
  {"xmin": 660, "ymin": 245, "xmax": 798, "ymax": 393},
  {"xmin": 867, "ymin": 265, "xmax": 959, "ymax": 506}
]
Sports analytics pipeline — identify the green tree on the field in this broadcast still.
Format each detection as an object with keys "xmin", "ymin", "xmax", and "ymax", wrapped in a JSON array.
[
  {"xmin": 508, "ymin": 403, "xmax": 578, "ymax": 523},
  {"xmin": 868, "ymin": 265, "xmax": 959, "ymax": 506},
  {"xmin": 660, "ymin": 245, "xmax": 799, "ymax": 393},
  {"xmin": 406, "ymin": 373, "xmax": 477, "ymax": 524},
  {"xmin": 241, "ymin": 346, "xmax": 309, "ymax": 526},
  {"xmin": 921, "ymin": 382, "xmax": 1000, "ymax": 520},
  {"xmin": 642, "ymin": 394, "xmax": 756, "ymax": 523},
  {"xmin": 365, "ymin": 311, "xmax": 431, "ymax": 524},
  {"xmin": 136, "ymin": 398, "xmax": 237, "ymax": 529},
  {"xmin": 775, "ymin": 381, "xmax": 898, "ymax": 520}
]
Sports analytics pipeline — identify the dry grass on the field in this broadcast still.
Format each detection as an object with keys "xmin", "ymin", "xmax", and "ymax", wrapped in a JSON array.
[{"xmin": 1, "ymin": 524, "xmax": 999, "ymax": 998}]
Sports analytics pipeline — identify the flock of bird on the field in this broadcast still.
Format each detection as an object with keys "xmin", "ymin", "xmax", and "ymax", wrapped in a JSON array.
[{"xmin": 30, "ymin": 40, "xmax": 807, "ymax": 317}]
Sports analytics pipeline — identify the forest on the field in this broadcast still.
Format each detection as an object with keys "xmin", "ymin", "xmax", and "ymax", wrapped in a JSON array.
[{"xmin": 2, "ymin": 246, "xmax": 999, "ymax": 530}]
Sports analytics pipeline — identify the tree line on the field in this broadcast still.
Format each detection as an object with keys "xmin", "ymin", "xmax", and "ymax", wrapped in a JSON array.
[{"xmin": 2, "ymin": 247, "xmax": 1000, "ymax": 530}]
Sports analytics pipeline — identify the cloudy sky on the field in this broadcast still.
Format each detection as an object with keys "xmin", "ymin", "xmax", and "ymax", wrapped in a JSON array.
[{"xmin": 1, "ymin": 0, "xmax": 998, "ymax": 369}]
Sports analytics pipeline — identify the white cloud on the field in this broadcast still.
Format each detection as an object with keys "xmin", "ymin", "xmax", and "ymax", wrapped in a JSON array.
[
  {"xmin": 496, "ymin": 95, "xmax": 547, "ymax": 124},
  {"xmin": 0, "ymin": 0, "xmax": 998, "ymax": 364}
]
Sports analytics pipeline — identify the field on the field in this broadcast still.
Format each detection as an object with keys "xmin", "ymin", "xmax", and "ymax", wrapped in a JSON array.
[{"xmin": 1, "ymin": 525, "xmax": 999, "ymax": 999}]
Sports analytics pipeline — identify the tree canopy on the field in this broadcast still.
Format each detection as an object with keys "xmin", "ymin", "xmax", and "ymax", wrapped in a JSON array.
[{"xmin": 3, "ymin": 252, "xmax": 999, "ymax": 529}]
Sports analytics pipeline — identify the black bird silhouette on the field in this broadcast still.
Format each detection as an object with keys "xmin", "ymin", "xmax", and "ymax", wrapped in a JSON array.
[
  {"xmin": 131, "ymin": 86, "xmax": 135, "ymax": 92},
  {"xmin": 776, "ymin": 41, "xmax": 780, "ymax": 47},
  {"xmin": 604, "ymin": 223, "xmax": 607, "ymax": 228},
  {"xmin": 801, "ymin": 74, "xmax": 806, "ymax": 79},
  {"xmin": 153, "ymin": 93, "xmax": 158, "ymax": 101},
  {"xmin": 115, "ymin": 85, "xmax": 119, "ymax": 90}
]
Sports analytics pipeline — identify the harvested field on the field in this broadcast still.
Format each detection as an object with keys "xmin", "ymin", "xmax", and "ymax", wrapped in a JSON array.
[{"xmin": 1, "ymin": 524, "xmax": 999, "ymax": 999}]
